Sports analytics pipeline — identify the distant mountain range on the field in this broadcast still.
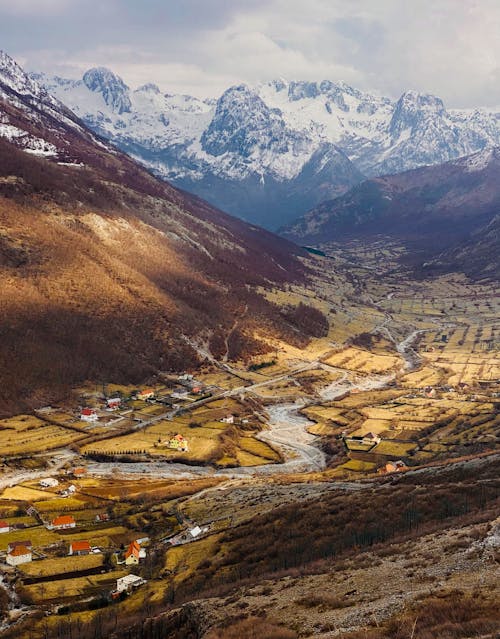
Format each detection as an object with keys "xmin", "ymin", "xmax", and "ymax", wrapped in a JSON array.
[
  {"xmin": 0, "ymin": 50, "xmax": 317, "ymax": 413},
  {"xmin": 33, "ymin": 69, "xmax": 500, "ymax": 229},
  {"xmin": 282, "ymin": 147, "xmax": 500, "ymax": 280}
]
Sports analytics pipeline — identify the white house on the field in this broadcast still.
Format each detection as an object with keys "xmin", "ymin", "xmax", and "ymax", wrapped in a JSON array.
[
  {"xmin": 106, "ymin": 397, "xmax": 121, "ymax": 410},
  {"xmin": 220, "ymin": 415, "xmax": 235, "ymax": 424},
  {"xmin": 6, "ymin": 544, "xmax": 32, "ymax": 566},
  {"xmin": 0, "ymin": 520, "xmax": 9, "ymax": 534},
  {"xmin": 80, "ymin": 408, "xmax": 98, "ymax": 422},
  {"xmin": 116, "ymin": 574, "xmax": 146, "ymax": 593},
  {"xmin": 39, "ymin": 478, "xmax": 59, "ymax": 488}
]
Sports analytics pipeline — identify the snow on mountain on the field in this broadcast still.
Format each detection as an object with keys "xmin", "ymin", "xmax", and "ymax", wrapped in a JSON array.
[
  {"xmin": 0, "ymin": 51, "xmax": 112, "ymax": 161},
  {"xmin": 31, "ymin": 66, "xmax": 500, "ymax": 229}
]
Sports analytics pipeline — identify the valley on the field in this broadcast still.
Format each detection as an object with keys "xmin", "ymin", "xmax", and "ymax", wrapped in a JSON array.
[
  {"xmin": 0, "ymin": 50, "xmax": 498, "ymax": 639},
  {"xmin": 0, "ymin": 244, "xmax": 498, "ymax": 639}
]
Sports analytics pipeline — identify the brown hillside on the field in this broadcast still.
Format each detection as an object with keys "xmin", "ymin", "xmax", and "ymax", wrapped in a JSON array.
[{"xmin": 0, "ymin": 71, "xmax": 318, "ymax": 414}]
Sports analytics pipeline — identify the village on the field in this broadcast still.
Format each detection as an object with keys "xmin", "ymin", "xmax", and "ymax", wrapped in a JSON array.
[{"xmin": 0, "ymin": 271, "xmax": 498, "ymax": 633}]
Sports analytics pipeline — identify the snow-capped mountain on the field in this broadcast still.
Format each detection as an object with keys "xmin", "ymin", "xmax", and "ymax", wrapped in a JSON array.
[
  {"xmin": 32, "ymin": 67, "xmax": 500, "ymax": 230},
  {"xmin": 0, "ymin": 51, "xmax": 113, "ymax": 163},
  {"xmin": 33, "ymin": 70, "xmax": 364, "ymax": 228}
]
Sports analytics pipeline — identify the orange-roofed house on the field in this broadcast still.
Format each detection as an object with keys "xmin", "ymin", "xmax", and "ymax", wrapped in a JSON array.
[
  {"xmin": 125, "ymin": 540, "xmax": 141, "ymax": 565},
  {"xmin": 137, "ymin": 389, "xmax": 155, "ymax": 401},
  {"xmin": 69, "ymin": 540, "xmax": 91, "ymax": 556},
  {"xmin": 385, "ymin": 460, "xmax": 408, "ymax": 473},
  {"xmin": 72, "ymin": 467, "xmax": 87, "ymax": 478},
  {"xmin": 6, "ymin": 544, "xmax": 32, "ymax": 566},
  {"xmin": 0, "ymin": 520, "xmax": 9, "ymax": 534},
  {"xmin": 52, "ymin": 515, "xmax": 76, "ymax": 530},
  {"xmin": 168, "ymin": 434, "xmax": 189, "ymax": 451}
]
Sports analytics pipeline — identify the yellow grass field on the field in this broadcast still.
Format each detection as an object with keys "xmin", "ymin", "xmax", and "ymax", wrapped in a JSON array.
[
  {"xmin": 0, "ymin": 415, "xmax": 82, "ymax": 455},
  {"xmin": 374, "ymin": 441, "xmax": 416, "ymax": 456},
  {"xmin": 0, "ymin": 526, "xmax": 60, "ymax": 550},
  {"xmin": 23, "ymin": 569, "xmax": 127, "ymax": 603},
  {"xmin": 20, "ymin": 553, "xmax": 104, "ymax": 577},
  {"xmin": 324, "ymin": 347, "xmax": 401, "ymax": 374},
  {"xmin": 339, "ymin": 460, "xmax": 378, "ymax": 472},
  {"xmin": 165, "ymin": 534, "xmax": 222, "ymax": 584},
  {"xmin": 1, "ymin": 485, "xmax": 56, "ymax": 501}
]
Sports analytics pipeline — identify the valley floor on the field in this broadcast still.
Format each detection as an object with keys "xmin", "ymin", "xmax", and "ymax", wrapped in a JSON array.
[{"xmin": 0, "ymin": 246, "xmax": 498, "ymax": 638}]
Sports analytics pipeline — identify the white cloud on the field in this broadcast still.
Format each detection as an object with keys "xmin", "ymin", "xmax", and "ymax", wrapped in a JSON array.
[
  {"xmin": 0, "ymin": 0, "xmax": 76, "ymax": 15},
  {"xmin": 3, "ymin": 0, "xmax": 500, "ymax": 107}
]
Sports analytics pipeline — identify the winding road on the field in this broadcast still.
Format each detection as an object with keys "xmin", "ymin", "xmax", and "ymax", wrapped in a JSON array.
[{"xmin": 1, "ymin": 329, "xmax": 424, "ymax": 485}]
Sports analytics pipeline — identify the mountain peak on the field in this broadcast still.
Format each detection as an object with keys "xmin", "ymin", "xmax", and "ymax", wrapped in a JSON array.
[
  {"xmin": 0, "ymin": 50, "xmax": 54, "ymax": 104},
  {"xmin": 397, "ymin": 89, "xmax": 445, "ymax": 112},
  {"xmin": 135, "ymin": 82, "xmax": 161, "ymax": 94},
  {"xmin": 82, "ymin": 67, "xmax": 131, "ymax": 114},
  {"xmin": 389, "ymin": 90, "xmax": 446, "ymax": 140}
]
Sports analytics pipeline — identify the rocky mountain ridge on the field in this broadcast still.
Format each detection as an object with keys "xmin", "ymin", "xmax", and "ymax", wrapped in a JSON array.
[{"xmin": 32, "ymin": 66, "xmax": 500, "ymax": 228}]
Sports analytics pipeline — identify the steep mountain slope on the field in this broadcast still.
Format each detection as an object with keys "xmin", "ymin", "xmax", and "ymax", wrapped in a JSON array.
[
  {"xmin": 0, "ymin": 52, "xmax": 317, "ymax": 415},
  {"xmin": 34, "ymin": 70, "xmax": 500, "ymax": 229},
  {"xmin": 282, "ymin": 147, "xmax": 500, "ymax": 279}
]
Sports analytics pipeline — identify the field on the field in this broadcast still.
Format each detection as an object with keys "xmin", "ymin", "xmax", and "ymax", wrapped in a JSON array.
[
  {"xmin": 0, "ymin": 414, "xmax": 83, "ymax": 455},
  {"xmin": 20, "ymin": 553, "xmax": 104, "ymax": 577},
  {"xmin": 323, "ymin": 346, "xmax": 401, "ymax": 374},
  {"xmin": 80, "ymin": 397, "xmax": 281, "ymax": 467},
  {"xmin": 22, "ymin": 569, "xmax": 126, "ymax": 603}
]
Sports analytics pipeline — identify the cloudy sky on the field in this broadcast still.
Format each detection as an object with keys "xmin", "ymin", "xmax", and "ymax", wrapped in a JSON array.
[{"xmin": 0, "ymin": 0, "xmax": 499, "ymax": 107}]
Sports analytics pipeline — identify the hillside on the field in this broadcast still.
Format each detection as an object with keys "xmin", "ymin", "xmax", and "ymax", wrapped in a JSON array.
[
  {"xmin": 34, "ymin": 70, "xmax": 500, "ymax": 229},
  {"xmin": 282, "ymin": 148, "xmax": 500, "ymax": 279},
  {"xmin": 0, "ymin": 52, "xmax": 318, "ymax": 415}
]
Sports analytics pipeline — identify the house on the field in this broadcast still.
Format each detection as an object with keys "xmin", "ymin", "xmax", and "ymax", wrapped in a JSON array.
[
  {"xmin": 385, "ymin": 460, "xmax": 407, "ymax": 473},
  {"xmin": 95, "ymin": 513, "xmax": 110, "ymax": 523},
  {"xmin": 189, "ymin": 526, "xmax": 202, "ymax": 538},
  {"xmin": 106, "ymin": 397, "xmax": 121, "ymax": 410},
  {"xmin": 220, "ymin": 415, "xmax": 234, "ymax": 424},
  {"xmin": 136, "ymin": 389, "xmax": 155, "ymax": 401},
  {"xmin": 361, "ymin": 432, "xmax": 381, "ymax": 446},
  {"xmin": 168, "ymin": 434, "xmax": 188, "ymax": 452},
  {"xmin": 0, "ymin": 521, "xmax": 10, "ymax": 534},
  {"xmin": 124, "ymin": 540, "xmax": 142, "ymax": 565},
  {"xmin": 80, "ymin": 407, "xmax": 98, "ymax": 422},
  {"xmin": 6, "ymin": 544, "xmax": 32, "ymax": 566},
  {"xmin": 52, "ymin": 515, "xmax": 76, "ymax": 530},
  {"xmin": 116, "ymin": 574, "xmax": 146, "ymax": 593},
  {"xmin": 39, "ymin": 477, "xmax": 59, "ymax": 488},
  {"xmin": 60, "ymin": 484, "xmax": 77, "ymax": 497},
  {"xmin": 8, "ymin": 540, "xmax": 32, "ymax": 553},
  {"xmin": 72, "ymin": 467, "xmax": 87, "ymax": 478},
  {"xmin": 69, "ymin": 540, "xmax": 91, "ymax": 556},
  {"xmin": 190, "ymin": 385, "xmax": 204, "ymax": 395}
]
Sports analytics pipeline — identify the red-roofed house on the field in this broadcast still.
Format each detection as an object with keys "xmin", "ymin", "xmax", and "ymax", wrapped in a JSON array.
[
  {"xmin": 6, "ymin": 544, "xmax": 32, "ymax": 566},
  {"xmin": 69, "ymin": 540, "xmax": 91, "ymax": 556},
  {"xmin": 80, "ymin": 408, "xmax": 98, "ymax": 422},
  {"xmin": 106, "ymin": 397, "xmax": 121, "ymax": 410},
  {"xmin": 0, "ymin": 520, "xmax": 9, "ymax": 534},
  {"xmin": 52, "ymin": 515, "xmax": 76, "ymax": 530},
  {"xmin": 95, "ymin": 513, "xmax": 110, "ymax": 523}
]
